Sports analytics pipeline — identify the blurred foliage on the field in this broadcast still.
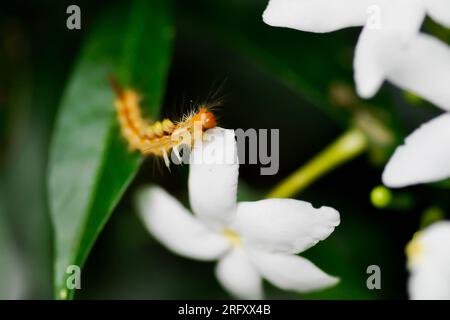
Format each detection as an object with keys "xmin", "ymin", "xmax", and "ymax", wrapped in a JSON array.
[
  {"xmin": 370, "ymin": 186, "xmax": 393, "ymax": 209},
  {"xmin": 0, "ymin": 0, "xmax": 448, "ymax": 300},
  {"xmin": 420, "ymin": 207, "xmax": 445, "ymax": 230},
  {"xmin": 47, "ymin": 0, "xmax": 173, "ymax": 299}
]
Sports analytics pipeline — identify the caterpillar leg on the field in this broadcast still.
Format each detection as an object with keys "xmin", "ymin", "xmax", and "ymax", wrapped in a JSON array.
[
  {"xmin": 172, "ymin": 145, "xmax": 182, "ymax": 163},
  {"xmin": 162, "ymin": 148, "xmax": 171, "ymax": 169}
]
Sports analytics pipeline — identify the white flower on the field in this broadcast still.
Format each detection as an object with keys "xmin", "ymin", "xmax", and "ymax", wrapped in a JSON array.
[
  {"xmin": 263, "ymin": 0, "xmax": 450, "ymax": 102},
  {"xmin": 136, "ymin": 128, "xmax": 340, "ymax": 299},
  {"xmin": 263, "ymin": 0, "xmax": 450, "ymax": 188},
  {"xmin": 406, "ymin": 221, "xmax": 450, "ymax": 300},
  {"xmin": 372, "ymin": 35, "xmax": 450, "ymax": 187}
]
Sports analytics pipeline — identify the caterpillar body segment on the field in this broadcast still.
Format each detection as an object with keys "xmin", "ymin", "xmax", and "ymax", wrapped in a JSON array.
[{"xmin": 111, "ymin": 79, "xmax": 217, "ymax": 167}]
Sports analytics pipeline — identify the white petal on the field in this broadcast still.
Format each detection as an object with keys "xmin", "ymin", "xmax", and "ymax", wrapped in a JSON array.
[
  {"xmin": 250, "ymin": 250, "xmax": 339, "ymax": 293},
  {"xmin": 189, "ymin": 128, "xmax": 239, "ymax": 229},
  {"xmin": 382, "ymin": 113, "xmax": 450, "ymax": 188},
  {"xmin": 263, "ymin": 0, "xmax": 375, "ymax": 32},
  {"xmin": 263, "ymin": 0, "xmax": 426, "ymax": 33},
  {"xmin": 408, "ymin": 222, "xmax": 450, "ymax": 299},
  {"xmin": 381, "ymin": 0, "xmax": 425, "ymax": 38},
  {"xmin": 425, "ymin": 0, "xmax": 450, "ymax": 28},
  {"xmin": 263, "ymin": 0, "xmax": 374, "ymax": 32},
  {"xmin": 388, "ymin": 34, "xmax": 450, "ymax": 111},
  {"xmin": 413, "ymin": 221, "xmax": 450, "ymax": 269},
  {"xmin": 136, "ymin": 186, "xmax": 229, "ymax": 261},
  {"xmin": 420, "ymin": 221, "xmax": 450, "ymax": 249},
  {"xmin": 233, "ymin": 199, "xmax": 339, "ymax": 254},
  {"xmin": 215, "ymin": 248, "xmax": 263, "ymax": 299},
  {"xmin": 356, "ymin": 32, "xmax": 450, "ymax": 110},
  {"xmin": 408, "ymin": 261, "xmax": 450, "ymax": 300},
  {"xmin": 354, "ymin": 1, "xmax": 426, "ymax": 98},
  {"xmin": 354, "ymin": 29, "xmax": 389, "ymax": 98}
]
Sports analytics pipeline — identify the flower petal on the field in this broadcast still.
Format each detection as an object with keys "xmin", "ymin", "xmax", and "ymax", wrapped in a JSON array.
[
  {"xmin": 356, "ymin": 32, "xmax": 450, "ymax": 110},
  {"xmin": 189, "ymin": 128, "xmax": 239, "ymax": 229},
  {"xmin": 354, "ymin": 0, "xmax": 426, "ymax": 98},
  {"xmin": 382, "ymin": 113, "xmax": 450, "ymax": 188},
  {"xmin": 426, "ymin": 0, "xmax": 450, "ymax": 28},
  {"xmin": 136, "ymin": 186, "xmax": 229, "ymax": 261},
  {"xmin": 409, "ymin": 221, "xmax": 450, "ymax": 270},
  {"xmin": 387, "ymin": 34, "xmax": 450, "ymax": 111},
  {"xmin": 233, "ymin": 199, "xmax": 339, "ymax": 254},
  {"xmin": 354, "ymin": 29, "xmax": 389, "ymax": 98},
  {"xmin": 263, "ymin": 0, "xmax": 373, "ymax": 32},
  {"xmin": 408, "ymin": 223, "xmax": 450, "ymax": 300},
  {"xmin": 250, "ymin": 250, "xmax": 339, "ymax": 293},
  {"xmin": 215, "ymin": 248, "xmax": 263, "ymax": 299},
  {"xmin": 263, "ymin": 0, "xmax": 377, "ymax": 32},
  {"xmin": 408, "ymin": 261, "xmax": 450, "ymax": 300},
  {"xmin": 263, "ymin": 0, "xmax": 425, "ymax": 33}
]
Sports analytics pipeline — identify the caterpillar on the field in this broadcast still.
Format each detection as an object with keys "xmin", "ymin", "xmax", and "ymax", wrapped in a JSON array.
[{"xmin": 110, "ymin": 77, "xmax": 217, "ymax": 168}]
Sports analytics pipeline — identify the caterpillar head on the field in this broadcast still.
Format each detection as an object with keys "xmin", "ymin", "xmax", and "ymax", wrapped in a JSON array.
[{"xmin": 194, "ymin": 107, "xmax": 216, "ymax": 130}]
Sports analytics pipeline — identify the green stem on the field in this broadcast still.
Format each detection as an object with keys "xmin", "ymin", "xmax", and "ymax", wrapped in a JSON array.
[{"xmin": 266, "ymin": 127, "xmax": 369, "ymax": 199}]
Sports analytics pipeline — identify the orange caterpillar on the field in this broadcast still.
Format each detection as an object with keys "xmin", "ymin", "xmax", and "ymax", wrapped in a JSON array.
[{"xmin": 110, "ymin": 78, "xmax": 217, "ymax": 167}]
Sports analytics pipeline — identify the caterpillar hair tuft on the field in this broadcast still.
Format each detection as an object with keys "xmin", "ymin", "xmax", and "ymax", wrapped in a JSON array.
[{"xmin": 109, "ymin": 77, "xmax": 217, "ymax": 168}]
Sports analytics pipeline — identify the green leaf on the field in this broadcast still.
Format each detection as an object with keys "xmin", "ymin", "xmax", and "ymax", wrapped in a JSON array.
[
  {"xmin": 0, "ymin": 194, "xmax": 24, "ymax": 299},
  {"xmin": 48, "ymin": 0, "xmax": 173, "ymax": 299}
]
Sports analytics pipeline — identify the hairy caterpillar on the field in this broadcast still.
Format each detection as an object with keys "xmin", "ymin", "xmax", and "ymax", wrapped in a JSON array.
[{"xmin": 110, "ymin": 77, "xmax": 217, "ymax": 167}]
